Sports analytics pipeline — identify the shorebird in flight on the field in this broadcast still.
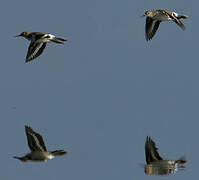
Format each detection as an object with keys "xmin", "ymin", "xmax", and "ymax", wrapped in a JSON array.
[
  {"xmin": 145, "ymin": 136, "xmax": 186, "ymax": 165},
  {"xmin": 13, "ymin": 126, "xmax": 67, "ymax": 162},
  {"xmin": 144, "ymin": 136, "xmax": 187, "ymax": 175},
  {"xmin": 15, "ymin": 32, "xmax": 67, "ymax": 62},
  {"xmin": 143, "ymin": 10, "xmax": 188, "ymax": 41}
]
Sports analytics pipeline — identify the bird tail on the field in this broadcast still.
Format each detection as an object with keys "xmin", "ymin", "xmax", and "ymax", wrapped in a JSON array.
[
  {"xmin": 51, "ymin": 37, "xmax": 67, "ymax": 44},
  {"xmin": 51, "ymin": 150, "xmax": 67, "ymax": 156},
  {"xmin": 178, "ymin": 15, "xmax": 188, "ymax": 19},
  {"xmin": 13, "ymin": 156, "xmax": 21, "ymax": 160},
  {"xmin": 175, "ymin": 157, "xmax": 187, "ymax": 164}
]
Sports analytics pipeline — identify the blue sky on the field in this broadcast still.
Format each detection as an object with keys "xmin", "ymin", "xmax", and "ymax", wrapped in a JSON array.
[{"xmin": 0, "ymin": 0, "xmax": 196, "ymax": 179}]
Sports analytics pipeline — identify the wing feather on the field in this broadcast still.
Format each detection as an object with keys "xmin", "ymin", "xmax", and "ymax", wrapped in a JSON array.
[
  {"xmin": 145, "ymin": 136, "xmax": 163, "ymax": 164},
  {"xmin": 26, "ymin": 42, "xmax": 47, "ymax": 62},
  {"xmin": 25, "ymin": 126, "xmax": 47, "ymax": 152},
  {"xmin": 145, "ymin": 18, "xmax": 161, "ymax": 41}
]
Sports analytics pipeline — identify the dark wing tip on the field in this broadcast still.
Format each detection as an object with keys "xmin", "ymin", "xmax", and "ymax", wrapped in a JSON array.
[
  {"xmin": 25, "ymin": 58, "xmax": 33, "ymax": 63},
  {"xmin": 25, "ymin": 53, "xmax": 35, "ymax": 62},
  {"xmin": 181, "ymin": 24, "xmax": 186, "ymax": 31},
  {"xmin": 25, "ymin": 53, "xmax": 34, "ymax": 63},
  {"xmin": 146, "ymin": 136, "xmax": 152, "ymax": 142},
  {"xmin": 25, "ymin": 125, "xmax": 32, "ymax": 131}
]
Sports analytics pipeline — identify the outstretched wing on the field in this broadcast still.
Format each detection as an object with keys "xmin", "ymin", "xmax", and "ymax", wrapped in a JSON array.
[
  {"xmin": 163, "ymin": 11, "xmax": 186, "ymax": 30},
  {"xmin": 145, "ymin": 136, "xmax": 163, "ymax": 164},
  {"xmin": 25, "ymin": 126, "xmax": 47, "ymax": 152},
  {"xmin": 172, "ymin": 16, "xmax": 185, "ymax": 30},
  {"xmin": 26, "ymin": 42, "xmax": 47, "ymax": 62},
  {"xmin": 145, "ymin": 17, "xmax": 161, "ymax": 41}
]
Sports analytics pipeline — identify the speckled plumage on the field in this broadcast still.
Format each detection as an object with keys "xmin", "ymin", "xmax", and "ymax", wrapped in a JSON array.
[{"xmin": 143, "ymin": 10, "xmax": 188, "ymax": 41}]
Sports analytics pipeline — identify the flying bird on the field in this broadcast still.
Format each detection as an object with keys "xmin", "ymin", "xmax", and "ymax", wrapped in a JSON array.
[
  {"xmin": 15, "ymin": 32, "xmax": 67, "ymax": 62},
  {"xmin": 145, "ymin": 136, "xmax": 186, "ymax": 165},
  {"xmin": 13, "ymin": 126, "xmax": 67, "ymax": 162},
  {"xmin": 144, "ymin": 136, "xmax": 187, "ymax": 175},
  {"xmin": 143, "ymin": 10, "xmax": 188, "ymax": 41}
]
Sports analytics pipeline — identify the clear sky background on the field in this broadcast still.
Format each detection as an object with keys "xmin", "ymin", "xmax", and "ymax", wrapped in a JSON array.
[{"xmin": 0, "ymin": 0, "xmax": 196, "ymax": 179}]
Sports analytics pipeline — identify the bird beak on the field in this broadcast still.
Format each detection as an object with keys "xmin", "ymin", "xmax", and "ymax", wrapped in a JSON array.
[
  {"xmin": 14, "ymin": 34, "xmax": 21, "ymax": 37},
  {"xmin": 140, "ymin": 14, "xmax": 145, "ymax": 18}
]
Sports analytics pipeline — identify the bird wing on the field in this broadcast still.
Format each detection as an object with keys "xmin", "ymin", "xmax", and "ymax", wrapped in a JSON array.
[
  {"xmin": 145, "ymin": 136, "xmax": 163, "ymax": 164},
  {"xmin": 26, "ymin": 42, "xmax": 47, "ymax": 62},
  {"xmin": 145, "ymin": 17, "xmax": 161, "ymax": 41},
  {"xmin": 172, "ymin": 15, "xmax": 185, "ymax": 30},
  {"xmin": 25, "ymin": 126, "xmax": 47, "ymax": 152},
  {"xmin": 163, "ymin": 11, "xmax": 185, "ymax": 30}
]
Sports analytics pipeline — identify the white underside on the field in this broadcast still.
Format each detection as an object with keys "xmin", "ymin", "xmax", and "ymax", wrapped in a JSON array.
[
  {"xmin": 35, "ymin": 34, "xmax": 55, "ymax": 43},
  {"xmin": 30, "ymin": 151, "xmax": 55, "ymax": 161}
]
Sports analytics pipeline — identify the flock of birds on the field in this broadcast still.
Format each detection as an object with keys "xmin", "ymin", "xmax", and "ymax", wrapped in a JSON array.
[
  {"xmin": 15, "ymin": 9, "xmax": 188, "ymax": 63},
  {"xmin": 13, "ymin": 126, "xmax": 187, "ymax": 175},
  {"xmin": 13, "ymin": 9, "xmax": 188, "ymax": 176}
]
